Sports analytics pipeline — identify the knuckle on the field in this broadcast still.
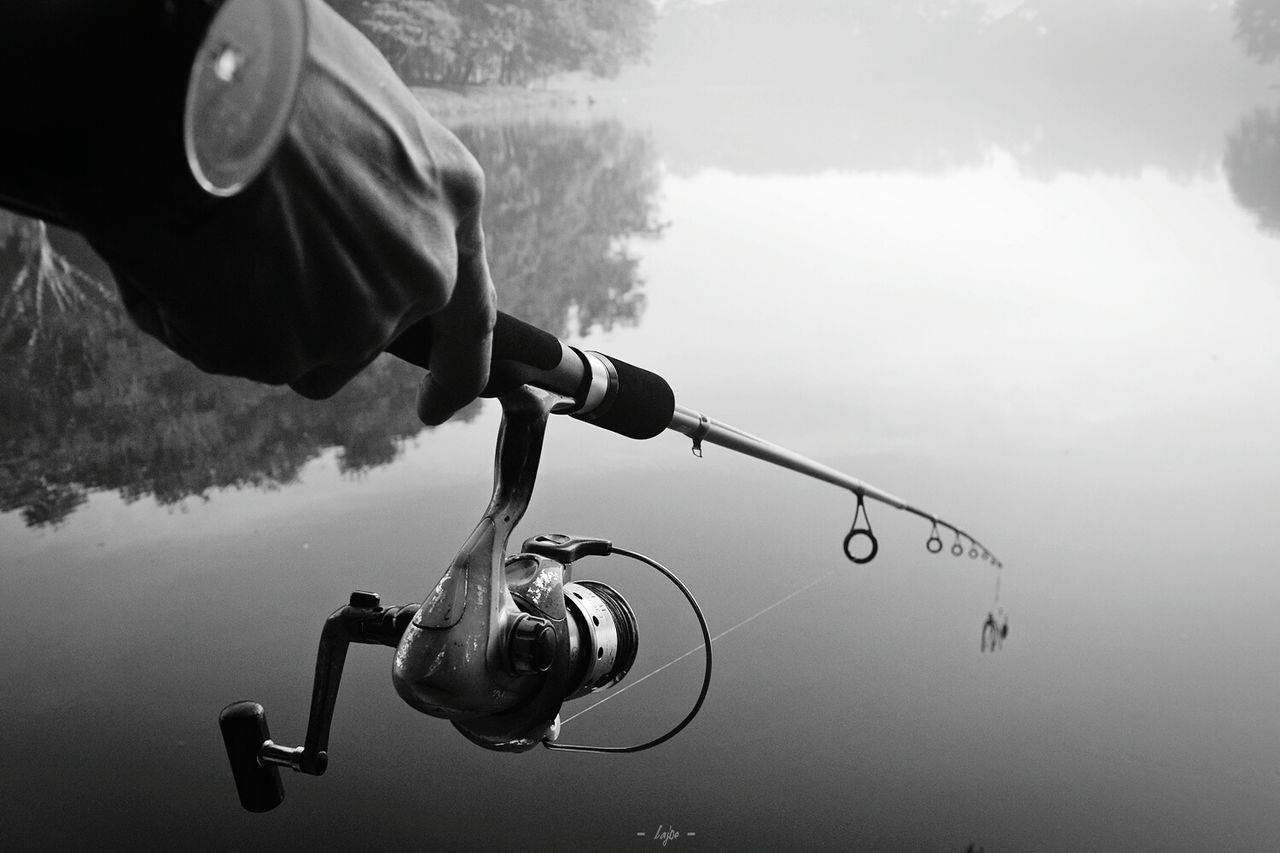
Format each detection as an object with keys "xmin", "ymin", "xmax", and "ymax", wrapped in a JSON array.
[
  {"xmin": 479, "ymin": 298, "xmax": 497, "ymax": 335},
  {"xmin": 401, "ymin": 243, "xmax": 457, "ymax": 313},
  {"xmin": 446, "ymin": 146, "xmax": 486, "ymax": 214}
]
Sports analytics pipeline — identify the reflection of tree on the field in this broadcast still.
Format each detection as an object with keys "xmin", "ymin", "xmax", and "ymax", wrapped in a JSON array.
[
  {"xmin": 457, "ymin": 119, "xmax": 663, "ymax": 336},
  {"xmin": 1225, "ymin": 106, "xmax": 1280, "ymax": 235},
  {"xmin": 0, "ymin": 252, "xmax": 431, "ymax": 527},
  {"xmin": 0, "ymin": 120, "xmax": 660, "ymax": 526},
  {"xmin": 1235, "ymin": 0, "xmax": 1280, "ymax": 66},
  {"xmin": 0, "ymin": 214, "xmax": 114, "ymax": 349},
  {"xmin": 336, "ymin": 0, "xmax": 655, "ymax": 86}
]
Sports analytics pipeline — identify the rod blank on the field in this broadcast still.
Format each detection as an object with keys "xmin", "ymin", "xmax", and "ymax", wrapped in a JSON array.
[{"xmin": 668, "ymin": 405, "xmax": 1000, "ymax": 566}]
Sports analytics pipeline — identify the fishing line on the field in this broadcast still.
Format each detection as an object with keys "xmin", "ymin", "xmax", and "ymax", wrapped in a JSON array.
[{"xmin": 558, "ymin": 568, "xmax": 839, "ymax": 728}]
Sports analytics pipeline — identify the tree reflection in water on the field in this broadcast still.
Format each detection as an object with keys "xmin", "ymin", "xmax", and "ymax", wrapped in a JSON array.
[
  {"xmin": 1225, "ymin": 104, "xmax": 1280, "ymax": 236},
  {"xmin": 0, "ymin": 119, "xmax": 662, "ymax": 527},
  {"xmin": 457, "ymin": 119, "xmax": 663, "ymax": 334}
]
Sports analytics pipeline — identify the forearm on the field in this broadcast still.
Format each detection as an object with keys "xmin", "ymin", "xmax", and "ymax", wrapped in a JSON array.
[{"xmin": 1, "ymin": 1, "xmax": 496, "ymax": 415}]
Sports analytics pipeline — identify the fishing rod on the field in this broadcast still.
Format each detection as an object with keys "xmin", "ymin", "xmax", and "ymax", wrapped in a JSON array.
[{"xmin": 388, "ymin": 313, "xmax": 1002, "ymax": 569}]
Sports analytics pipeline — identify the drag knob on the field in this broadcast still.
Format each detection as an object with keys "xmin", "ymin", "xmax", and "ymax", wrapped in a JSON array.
[{"xmin": 507, "ymin": 614, "xmax": 556, "ymax": 675}]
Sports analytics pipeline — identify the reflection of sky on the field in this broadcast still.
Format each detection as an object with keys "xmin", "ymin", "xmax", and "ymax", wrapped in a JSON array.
[
  {"xmin": 560, "ymin": 150, "xmax": 1280, "ymax": 847},
  {"xmin": 6, "ymin": 134, "xmax": 1280, "ymax": 848},
  {"xmin": 598, "ymin": 152, "xmax": 1280, "ymax": 457},
  {"xmin": 629, "ymin": 155, "xmax": 1280, "ymax": 849}
]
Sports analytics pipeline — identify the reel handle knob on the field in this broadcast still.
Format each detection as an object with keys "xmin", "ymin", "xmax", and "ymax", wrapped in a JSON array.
[{"xmin": 218, "ymin": 701, "xmax": 284, "ymax": 813}]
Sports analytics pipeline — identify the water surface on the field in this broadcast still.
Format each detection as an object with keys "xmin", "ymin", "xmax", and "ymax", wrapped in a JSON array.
[{"xmin": 5, "ymin": 43, "xmax": 1280, "ymax": 852}]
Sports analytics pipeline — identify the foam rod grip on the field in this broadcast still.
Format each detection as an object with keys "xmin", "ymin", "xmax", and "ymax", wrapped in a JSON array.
[
  {"xmin": 574, "ymin": 354, "xmax": 675, "ymax": 440},
  {"xmin": 219, "ymin": 701, "xmax": 285, "ymax": 813}
]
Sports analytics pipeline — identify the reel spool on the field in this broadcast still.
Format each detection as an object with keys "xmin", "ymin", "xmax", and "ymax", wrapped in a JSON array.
[{"xmin": 562, "ymin": 580, "xmax": 639, "ymax": 699}]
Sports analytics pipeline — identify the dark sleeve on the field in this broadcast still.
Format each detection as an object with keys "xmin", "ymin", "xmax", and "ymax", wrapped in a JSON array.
[{"xmin": 0, "ymin": 1, "xmax": 204, "ymax": 226}]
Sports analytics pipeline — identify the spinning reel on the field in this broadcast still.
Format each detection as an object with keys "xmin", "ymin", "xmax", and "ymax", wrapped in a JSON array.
[{"xmin": 219, "ymin": 387, "xmax": 711, "ymax": 812}]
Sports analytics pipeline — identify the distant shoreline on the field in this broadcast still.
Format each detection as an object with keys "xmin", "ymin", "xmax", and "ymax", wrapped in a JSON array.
[{"xmin": 412, "ymin": 85, "xmax": 592, "ymax": 121}]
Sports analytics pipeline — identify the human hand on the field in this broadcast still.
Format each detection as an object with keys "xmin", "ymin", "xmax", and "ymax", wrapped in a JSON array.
[{"xmin": 85, "ymin": 0, "xmax": 495, "ymax": 424}]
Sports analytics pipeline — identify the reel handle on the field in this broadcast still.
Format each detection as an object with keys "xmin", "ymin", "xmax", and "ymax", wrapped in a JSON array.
[
  {"xmin": 218, "ymin": 702, "xmax": 285, "ymax": 813},
  {"xmin": 218, "ymin": 592, "xmax": 419, "ymax": 812}
]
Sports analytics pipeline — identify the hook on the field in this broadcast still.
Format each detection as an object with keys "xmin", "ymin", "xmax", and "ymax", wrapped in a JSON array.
[
  {"xmin": 843, "ymin": 494, "xmax": 879, "ymax": 564},
  {"xmin": 926, "ymin": 521, "xmax": 943, "ymax": 554}
]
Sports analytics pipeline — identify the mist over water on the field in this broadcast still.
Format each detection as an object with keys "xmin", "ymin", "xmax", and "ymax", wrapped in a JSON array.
[{"xmin": 5, "ymin": 2, "xmax": 1280, "ymax": 849}]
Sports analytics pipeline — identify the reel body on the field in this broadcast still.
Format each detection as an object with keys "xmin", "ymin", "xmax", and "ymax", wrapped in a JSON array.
[{"xmin": 390, "ymin": 389, "xmax": 637, "ymax": 750}]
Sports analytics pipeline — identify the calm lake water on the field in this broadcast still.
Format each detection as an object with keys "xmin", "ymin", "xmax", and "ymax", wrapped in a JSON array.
[{"xmin": 6, "ymin": 56, "xmax": 1280, "ymax": 853}]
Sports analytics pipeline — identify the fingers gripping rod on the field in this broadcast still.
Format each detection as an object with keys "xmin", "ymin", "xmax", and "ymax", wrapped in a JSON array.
[{"xmin": 388, "ymin": 313, "xmax": 1001, "ymax": 567}]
